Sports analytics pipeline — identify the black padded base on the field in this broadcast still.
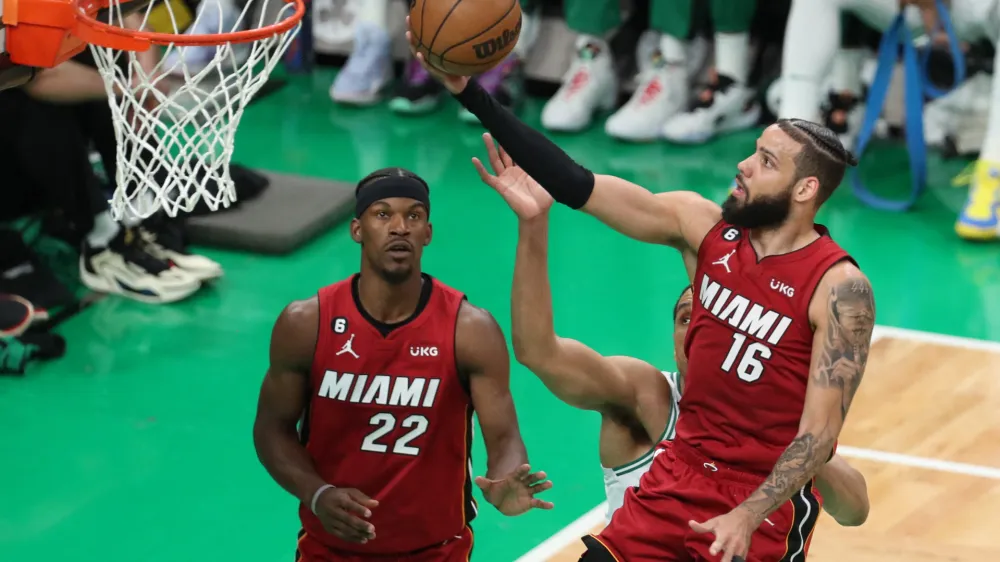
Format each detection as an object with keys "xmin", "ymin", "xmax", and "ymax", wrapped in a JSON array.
[{"xmin": 185, "ymin": 171, "xmax": 354, "ymax": 255}]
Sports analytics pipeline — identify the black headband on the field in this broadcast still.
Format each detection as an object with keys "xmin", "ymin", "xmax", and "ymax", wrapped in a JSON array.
[{"xmin": 355, "ymin": 175, "xmax": 431, "ymax": 218}]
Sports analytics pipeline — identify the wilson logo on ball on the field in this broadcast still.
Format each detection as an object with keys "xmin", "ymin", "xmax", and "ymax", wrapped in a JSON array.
[{"xmin": 471, "ymin": 17, "xmax": 521, "ymax": 60}]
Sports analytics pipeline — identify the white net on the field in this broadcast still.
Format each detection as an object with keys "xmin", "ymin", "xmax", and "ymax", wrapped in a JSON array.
[{"xmin": 89, "ymin": 0, "xmax": 302, "ymax": 220}]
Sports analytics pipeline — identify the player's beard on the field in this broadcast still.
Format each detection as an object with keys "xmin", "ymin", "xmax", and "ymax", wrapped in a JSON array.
[{"xmin": 721, "ymin": 181, "xmax": 794, "ymax": 229}]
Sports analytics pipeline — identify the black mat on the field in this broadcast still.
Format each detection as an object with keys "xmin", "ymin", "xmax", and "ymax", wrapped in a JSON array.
[{"xmin": 185, "ymin": 171, "xmax": 354, "ymax": 255}]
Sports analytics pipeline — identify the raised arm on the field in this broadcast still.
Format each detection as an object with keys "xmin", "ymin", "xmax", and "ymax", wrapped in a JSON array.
[
  {"xmin": 512, "ymin": 212, "xmax": 670, "ymax": 417},
  {"xmin": 740, "ymin": 261, "xmax": 875, "ymax": 525},
  {"xmin": 403, "ymin": 23, "xmax": 719, "ymax": 251},
  {"xmin": 456, "ymin": 301, "xmax": 553, "ymax": 515}
]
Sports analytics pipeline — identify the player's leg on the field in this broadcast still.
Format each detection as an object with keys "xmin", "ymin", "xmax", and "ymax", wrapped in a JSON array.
[
  {"xmin": 331, "ymin": 0, "xmax": 393, "ymax": 105},
  {"xmin": 540, "ymin": 0, "xmax": 621, "ymax": 132},
  {"xmin": 779, "ymin": 0, "xmax": 919, "ymax": 121},
  {"xmin": 594, "ymin": 448, "xmax": 699, "ymax": 561},
  {"xmin": 605, "ymin": 0, "xmax": 694, "ymax": 141},
  {"xmin": 661, "ymin": 0, "xmax": 760, "ymax": 144},
  {"xmin": 955, "ymin": 2, "xmax": 1000, "ymax": 240},
  {"xmin": 821, "ymin": 15, "xmax": 870, "ymax": 151}
]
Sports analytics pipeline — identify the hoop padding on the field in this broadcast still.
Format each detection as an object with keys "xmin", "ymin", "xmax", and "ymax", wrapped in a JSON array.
[{"xmin": 88, "ymin": 0, "xmax": 303, "ymax": 220}]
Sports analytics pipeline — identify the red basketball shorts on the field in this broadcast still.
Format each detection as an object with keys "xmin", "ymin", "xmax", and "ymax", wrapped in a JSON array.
[
  {"xmin": 295, "ymin": 526, "xmax": 473, "ymax": 562},
  {"xmin": 589, "ymin": 441, "xmax": 822, "ymax": 562}
]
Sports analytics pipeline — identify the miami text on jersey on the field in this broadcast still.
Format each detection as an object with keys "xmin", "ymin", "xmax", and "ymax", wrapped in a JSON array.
[
  {"xmin": 699, "ymin": 274, "xmax": 793, "ymax": 346},
  {"xmin": 318, "ymin": 371, "xmax": 442, "ymax": 408}
]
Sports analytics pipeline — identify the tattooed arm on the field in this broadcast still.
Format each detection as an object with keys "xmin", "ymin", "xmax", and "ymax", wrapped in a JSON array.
[{"xmin": 737, "ymin": 261, "xmax": 876, "ymax": 526}]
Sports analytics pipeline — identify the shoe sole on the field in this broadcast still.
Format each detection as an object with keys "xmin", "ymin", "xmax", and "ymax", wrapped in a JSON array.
[{"xmin": 80, "ymin": 264, "xmax": 201, "ymax": 304}]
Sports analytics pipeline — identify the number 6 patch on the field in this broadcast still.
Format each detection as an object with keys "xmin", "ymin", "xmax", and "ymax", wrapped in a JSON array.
[{"xmin": 332, "ymin": 317, "xmax": 348, "ymax": 334}]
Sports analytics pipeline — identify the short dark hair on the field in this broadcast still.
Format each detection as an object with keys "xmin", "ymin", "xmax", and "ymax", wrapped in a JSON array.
[
  {"xmin": 776, "ymin": 119, "xmax": 858, "ymax": 206},
  {"xmin": 356, "ymin": 167, "xmax": 429, "ymax": 194},
  {"xmin": 673, "ymin": 285, "xmax": 693, "ymax": 320}
]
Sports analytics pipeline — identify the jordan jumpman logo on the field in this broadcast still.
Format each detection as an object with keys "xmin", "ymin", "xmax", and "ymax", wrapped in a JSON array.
[
  {"xmin": 336, "ymin": 333, "xmax": 359, "ymax": 359},
  {"xmin": 712, "ymin": 250, "xmax": 736, "ymax": 273}
]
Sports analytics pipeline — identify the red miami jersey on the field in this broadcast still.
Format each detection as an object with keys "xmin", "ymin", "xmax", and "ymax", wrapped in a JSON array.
[
  {"xmin": 677, "ymin": 221, "xmax": 855, "ymax": 476},
  {"xmin": 299, "ymin": 273, "xmax": 477, "ymax": 555}
]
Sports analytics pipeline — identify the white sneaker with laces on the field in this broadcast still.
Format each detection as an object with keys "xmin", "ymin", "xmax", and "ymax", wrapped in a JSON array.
[
  {"xmin": 80, "ymin": 229, "xmax": 202, "ymax": 304},
  {"xmin": 541, "ymin": 37, "xmax": 618, "ymax": 132}
]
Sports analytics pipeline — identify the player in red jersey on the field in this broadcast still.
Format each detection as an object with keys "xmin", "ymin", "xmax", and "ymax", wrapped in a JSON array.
[
  {"xmin": 407, "ymin": 31, "xmax": 876, "ymax": 561},
  {"xmin": 497, "ymin": 163, "xmax": 869, "ymax": 529},
  {"xmin": 253, "ymin": 167, "xmax": 553, "ymax": 562}
]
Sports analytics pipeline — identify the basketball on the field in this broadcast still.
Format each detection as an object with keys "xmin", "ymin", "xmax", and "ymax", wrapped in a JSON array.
[{"xmin": 409, "ymin": 0, "xmax": 522, "ymax": 76}]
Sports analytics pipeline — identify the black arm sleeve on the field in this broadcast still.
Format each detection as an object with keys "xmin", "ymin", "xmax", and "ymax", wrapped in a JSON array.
[{"xmin": 454, "ymin": 80, "xmax": 595, "ymax": 209}]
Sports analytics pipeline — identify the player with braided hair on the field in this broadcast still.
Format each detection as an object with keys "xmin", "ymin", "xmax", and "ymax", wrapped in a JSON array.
[{"xmin": 409, "ymin": 30, "xmax": 875, "ymax": 559}]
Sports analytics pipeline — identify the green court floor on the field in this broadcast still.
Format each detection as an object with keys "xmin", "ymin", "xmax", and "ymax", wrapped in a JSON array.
[{"xmin": 2, "ymin": 70, "xmax": 998, "ymax": 562}]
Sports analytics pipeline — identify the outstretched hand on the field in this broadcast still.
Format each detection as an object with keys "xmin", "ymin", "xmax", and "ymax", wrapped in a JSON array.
[
  {"xmin": 475, "ymin": 463, "xmax": 554, "ymax": 516},
  {"xmin": 403, "ymin": 16, "xmax": 470, "ymax": 94},
  {"xmin": 472, "ymin": 133, "xmax": 553, "ymax": 220}
]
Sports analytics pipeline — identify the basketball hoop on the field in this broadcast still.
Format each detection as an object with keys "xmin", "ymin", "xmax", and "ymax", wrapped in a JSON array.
[{"xmin": 5, "ymin": 0, "xmax": 305, "ymax": 220}]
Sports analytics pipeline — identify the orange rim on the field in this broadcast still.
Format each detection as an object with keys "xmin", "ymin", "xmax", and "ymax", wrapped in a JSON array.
[{"xmin": 74, "ymin": 0, "xmax": 306, "ymax": 50}]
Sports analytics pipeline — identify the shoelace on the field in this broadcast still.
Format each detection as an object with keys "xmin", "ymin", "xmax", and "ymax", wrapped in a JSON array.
[{"xmin": 123, "ymin": 230, "xmax": 170, "ymax": 275}]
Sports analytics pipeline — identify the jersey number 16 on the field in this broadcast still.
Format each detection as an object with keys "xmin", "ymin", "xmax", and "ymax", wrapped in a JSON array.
[{"xmin": 721, "ymin": 333, "xmax": 771, "ymax": 382}]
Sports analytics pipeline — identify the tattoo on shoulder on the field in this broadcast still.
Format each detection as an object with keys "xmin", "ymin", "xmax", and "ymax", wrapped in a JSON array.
[{"xmin": 814, "ymin": 275, "xmax": 875, "ymax": 420}]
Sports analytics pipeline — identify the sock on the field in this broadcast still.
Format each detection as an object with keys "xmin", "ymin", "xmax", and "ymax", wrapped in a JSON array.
[
  {"xmin": 779, "ymin": 0, "xmax": 841, "ymax": 120},
  {"xmin": 660, "ymin": 34, "xmax": 687, "ymax": 66},
  {"xmin": 513, "ymin": 9, "xmax": 540, "ymax": 58},
  {"xmin": 356, "ymin": 0, "xmax": 388, "ymax": 29},
  {"xmin": 714, "ymin": 32, "xmax": 750, "ymax": 84},
  {"xmin": 86, "ymin": 211, "xmax": 121, "ymax": 248},
  {"xmin": 831, "ymin": 48, "xmax": 865, "ymax": 96},
  {"xmin": 977, "ymin": 47, "xmax": 1000, "ymax": 162}
]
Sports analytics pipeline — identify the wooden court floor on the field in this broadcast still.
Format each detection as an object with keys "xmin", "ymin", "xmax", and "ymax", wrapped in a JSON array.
[{"xmin": 523, "ymin": 327, "xmax": 1000, "ymax": 562}]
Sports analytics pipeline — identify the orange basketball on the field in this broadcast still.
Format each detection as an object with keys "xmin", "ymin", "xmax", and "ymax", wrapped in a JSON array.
[{"xmin": 409, "ymin": 0, "xmax": 522, "ymax": 76}]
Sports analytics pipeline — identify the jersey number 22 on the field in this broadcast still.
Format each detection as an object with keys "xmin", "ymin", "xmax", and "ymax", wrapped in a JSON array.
[
  {"xmin": 721, "ymin": 333, "xmax": 771, "ymax": 382},
  {"xmin": 361, "ymin": 413, "xmax": 429, "ymax": 456}
]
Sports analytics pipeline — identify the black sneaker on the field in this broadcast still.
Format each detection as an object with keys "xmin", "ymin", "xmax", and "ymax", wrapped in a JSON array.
[
  {"xmin": 79, "ymin": 227, "xmax": 201, "ymax": 304},
  {"xmin": 388, "ymin": 59, "xmax": 445, "ymax": 115},
  {"xmin": 139, "ymin": 218, "xmax": 223, "ymax": 282}
]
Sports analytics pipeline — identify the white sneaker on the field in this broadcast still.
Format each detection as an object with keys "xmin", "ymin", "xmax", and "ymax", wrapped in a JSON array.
[
  {"xmin": 541, "ymin": 37, "xmax": 618, "ymax": 132},
  {"xmin": 662, "ymin": 76, "xmax": 761, "ymax": 144},
  {"xmin": 330, "ymin": 21, "xmax": 394, "ymax": 106},
  {"xmin": 139, "ymin": 226, "xmax": 223, "ymax": 282},
  {"xmin": 80, "ymin": 228, "xmax": 201, "ymax": 304},
  {"xmin": 606, "ymin": 53, "xmax": 688, "ymax": 142}
]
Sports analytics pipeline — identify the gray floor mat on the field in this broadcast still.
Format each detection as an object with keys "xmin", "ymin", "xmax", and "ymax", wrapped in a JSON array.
[{"xmin": 186, "ymin": 172, "xmax": 354, "ymax": 255}]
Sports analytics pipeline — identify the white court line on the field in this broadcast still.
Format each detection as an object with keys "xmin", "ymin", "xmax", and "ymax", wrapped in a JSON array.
[
  {"xmin": 513, "ymin": 503, "xmax": 607, "ymax": 562},
  {"xmin": 838, "ymin": 446, "xmax": 1000, "ymax": 480},
  {"xmin": 514, "ymin": 325, "xmax": 1000, "ymax": 562},
  {"xmin": 872, "ymin": 325, "xmax": 1000, "ymax": 353}
]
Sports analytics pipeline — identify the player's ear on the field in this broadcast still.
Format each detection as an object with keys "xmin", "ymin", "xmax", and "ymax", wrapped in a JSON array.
[
  {"xmin": 794, "ymin": 176, "xmax": 820, "ymax": 203},
  {"xmin": 350, "ymin": 218, "xmax": 362, "ymax": 244},
  {"xmin": 423, "ymin": 223, "xmax": 432, "ymax": 247}
]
